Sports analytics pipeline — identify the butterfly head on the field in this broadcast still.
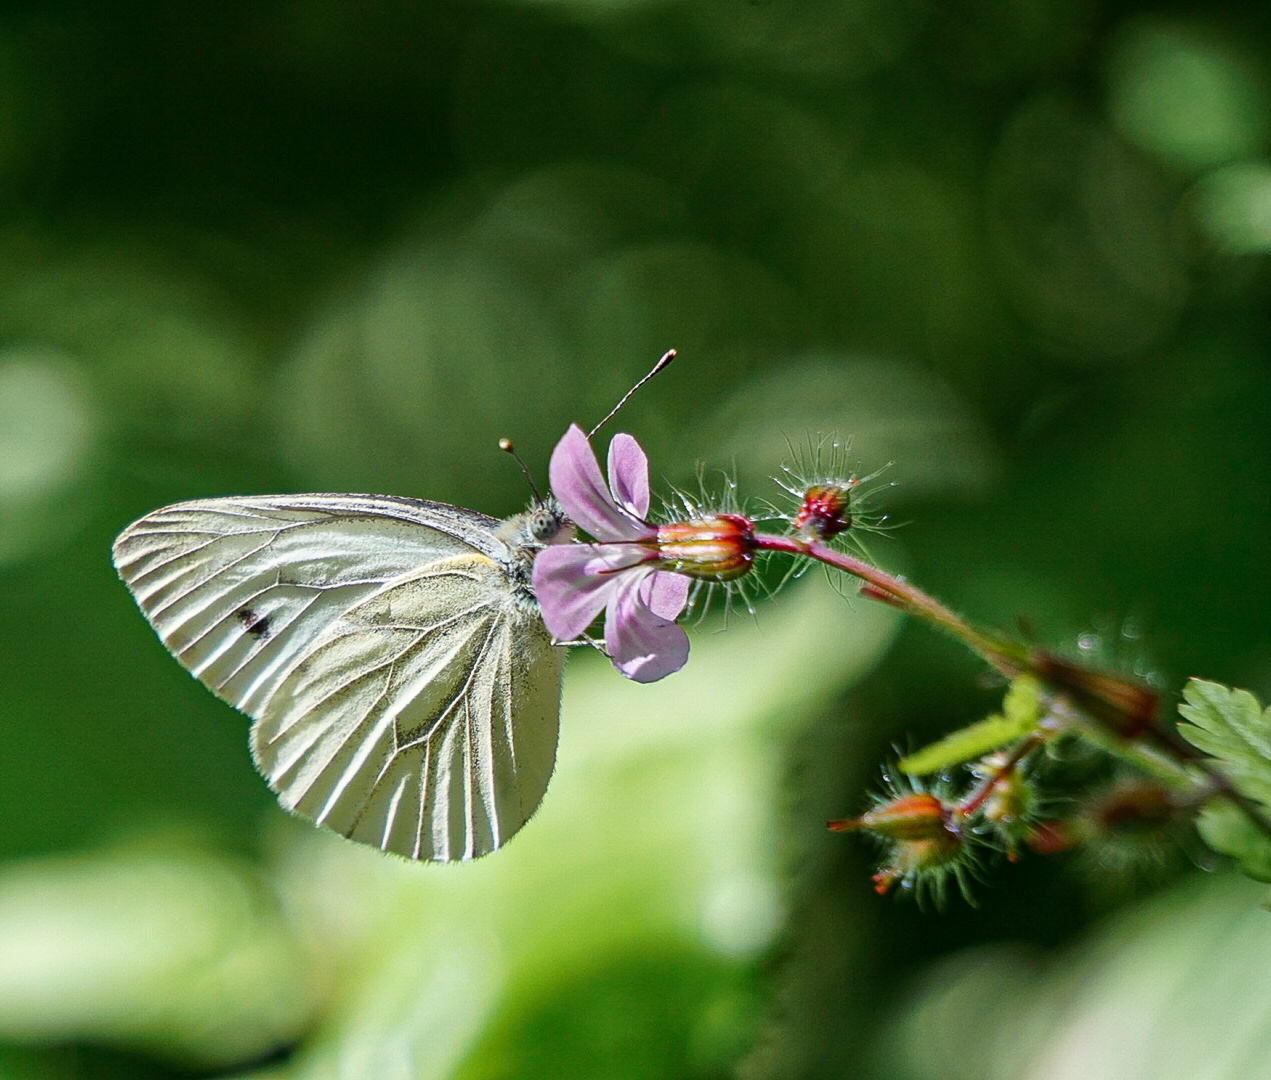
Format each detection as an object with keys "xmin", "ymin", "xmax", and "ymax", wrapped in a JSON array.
[
  {"xmin": 497, "ymin": 496, "xmax": 572, "ymax": 611},
  {"xmin": 518, "ymin": 496, "xmax": 570, "ymax": 546}
]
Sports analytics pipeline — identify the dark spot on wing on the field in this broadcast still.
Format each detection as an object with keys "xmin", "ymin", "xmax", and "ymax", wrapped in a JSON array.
[{"xmin": 236, "ymin": 607, "xmax": 271, "ymax": 639}]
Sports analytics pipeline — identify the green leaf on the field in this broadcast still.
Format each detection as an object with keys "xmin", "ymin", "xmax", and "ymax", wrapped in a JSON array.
[
  {"xmin": 899, "ymin": 677, "xmax": 1041, "ymax": 776},
  {"xmin": 1001, "ymin": 675, "xmax": 1041, "ymax": 729},
  {"xmin": 0, "ymin": 840, "xmax": 317, "ymax": 1070},
  {"xmin": 1195, "ymin": 801, "xmax": 1271, "ymax": 883},
  {"xmin": 1176, "ymin": 680, "xmax": 1271, "ymax": 883},
  {"xmin": 234, "ymin": 575, "xmax": 903, "ymax": 1080},
  {"xmin": 889, "ymin": 874, "xmax": 1271, "ymax": 1080},
  {"xmin": 1177, "ymin": 679, "xmax": 1271, "ymax": 807}
]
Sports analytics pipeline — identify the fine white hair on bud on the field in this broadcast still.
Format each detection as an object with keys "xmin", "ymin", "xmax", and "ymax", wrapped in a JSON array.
[
  {"xmin": 657, "ymin": 469, "xmax": 776, "ymax": 623},
  {"xmin": 830, "ymin": 766, "xmax": 981, "ymax": 907},
  {"xmin": 768, "ymin": 431, "xmax": 896, "ymax": 557}
]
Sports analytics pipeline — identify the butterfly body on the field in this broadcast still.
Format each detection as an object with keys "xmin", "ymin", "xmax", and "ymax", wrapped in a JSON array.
[{"xmin": 113, "ymin": 492, "xmax": 569, "ymax": 862}]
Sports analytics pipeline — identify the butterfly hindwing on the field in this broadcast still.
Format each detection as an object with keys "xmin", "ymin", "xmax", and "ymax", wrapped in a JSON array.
[
  {"xmin": 252, "ymin": 555, "xmax": 562, "ymax": 860},
  {"xmin": 112, "ymin": 494, "xmax": 563, "ymax": 862}
]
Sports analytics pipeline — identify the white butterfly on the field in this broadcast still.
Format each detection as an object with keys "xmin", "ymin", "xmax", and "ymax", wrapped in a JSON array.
[{"xmin": 112, "ymin": 492, "xmax": 570, "ymax": 862}]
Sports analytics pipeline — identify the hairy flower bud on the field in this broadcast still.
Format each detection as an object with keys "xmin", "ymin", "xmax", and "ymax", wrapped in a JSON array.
[
  {"xmin": 652, "ymin": 515, "xmax": 756, "ymax": 581},
  {"xmin": 829, "ymin": 792, "xmax": 953, "ymax": 841},
  {"xmin": 831, "ymin": 787, "xmax": 975, "ymax": 902},
  {"xmin": 967, "ymin": 752, "xmax": 1040, "ymax": 860},
  {"xmin": 972, "ymin": 753, "xmax": 1035, "ymax": 827},
  {"xmin": 793, "ymin": 482, "xmax": 853, "ymax": 541},
  {"xmin": 872, "ymin": 833, "xmax": 966, "ymax": 895}
]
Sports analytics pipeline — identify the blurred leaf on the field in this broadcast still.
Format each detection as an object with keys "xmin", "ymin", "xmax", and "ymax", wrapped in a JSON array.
[
  {"xmin": 241, "ymin": 575, "xmax": 902, "ymax": 1080},
  {"xmin": 453, "ymin": 945, "xmax": 760, "ymax": 1080},
  {"xmin": 603, "ymin": 0, "xmax": 926, "ymax": 79},
  {"xmin": 1003, "ymin": 675, "xmax": 1043, "ymax": 728},
  {"xmin": 889, "ymin": 874, "xmax": 1271, "ymax": 1080},
  {"xmin": 900, "ymin": 717, "xmax": 1019, "ymax": 777},
  {"xmin": 634, "ymin": 81, "xmax": 853, "ymax": 250},
  {"xmin": 1195, "ymin": 802, "xmax": 1271, "ymax": 884},
  {"xmin": 0, "ymin": 348, "xmax": 100, "ymax": 566},
  {"xmin": 928, "ymin": 0, "xmax": 1097, "ymax": 84},
  {"xmin": 1107, "ymin": 17, "xmax": 1270, "ymax": 172},
  {"xmin": 0, "ymin": 240, "xmax": 261, "ymax": 456},
  {"xmin": 276, "ymin": 218, "xmax": 589, "ymax": 506},
  {"xmin": 986, "ymin": 94, "xmax": 1187, "ymax": 360},
  {"xmin": 0, "ymin": 1044, "xmax": 74, "ymax": 1080},
  {"xmin": 1176, "ymin": 679, "xmax": 1271, "ymax": 883},
  {"xmin": 0, "ymin": 840, "xmax": 318, "ymax": 1070},
  {"xmin": 1177, "ymin": 679, "xmax": 1271, "ymax": 807},
  {"xmin": 572, "ymin": 241, "xmax": 805, "ymax": 425},
  {"xmin": 698, "ymin": 354, "xmax": 998, "ymax": 506},
  {"xmin": 1192, "ymin": 162, "xmax": 1271, "ymax": 253}
]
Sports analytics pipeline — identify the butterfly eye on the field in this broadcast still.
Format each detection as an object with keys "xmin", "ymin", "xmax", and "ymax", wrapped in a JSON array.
[{"xmin": 524, "ymin": 500, "xmax": 568, "ymax": 545}]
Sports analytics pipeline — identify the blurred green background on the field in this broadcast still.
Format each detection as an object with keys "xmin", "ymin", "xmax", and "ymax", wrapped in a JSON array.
[{"xmin": 3, "ymin": 1, "xmax": 1271, "ymax": 1077}]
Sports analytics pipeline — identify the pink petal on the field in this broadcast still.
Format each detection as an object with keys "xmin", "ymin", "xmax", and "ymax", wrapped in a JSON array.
[
  {"xmin": 549, "ymin": 424, "xmax": 647, "ymax": 542},
  {"xmin": 607, "ymin": 433, "xmax": 650, "ymax": 519},
  {"xmin": 642, "ymin": 570, "xmax": 690, "ymax": 621},
  {"xmin": 532, "ymin": 543, "xmax": 621, "ymax": 640},
  {"xmin": 605, "ymin": 571, "xmax": 690, "ymax": 683}
]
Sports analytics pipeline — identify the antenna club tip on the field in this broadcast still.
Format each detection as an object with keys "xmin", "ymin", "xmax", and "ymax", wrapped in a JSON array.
[
  {"xmin": 587, "ymin": 349, "xmax": 679, "ymax": 438},
  {"xmin": 498, "ymin": 437, "xmax": 515, "ymax": 453}
]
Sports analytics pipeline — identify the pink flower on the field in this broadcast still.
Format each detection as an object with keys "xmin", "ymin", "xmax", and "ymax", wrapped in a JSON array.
[{"xmin": 532, "ymin": 424, "xmax": 691, "ymax": 683}]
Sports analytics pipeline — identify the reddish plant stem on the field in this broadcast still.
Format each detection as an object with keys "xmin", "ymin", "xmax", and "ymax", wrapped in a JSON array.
[
  {"xmin": 753, "ymin": 531, "xmax": 1271, "ymax": 844},
  {"xmin": 754, "ymin": 534, "xmax": 1028, "ymax": 675},
  {"xmin": 956, "ymin": 733, "xmax": 1043, "ymax": 820}
]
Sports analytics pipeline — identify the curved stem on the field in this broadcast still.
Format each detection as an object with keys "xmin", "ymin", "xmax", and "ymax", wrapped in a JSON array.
[
  {"xmin": 753, "ymin": 532, "xmax": 1271, "ymax": 843},
  {"xmin": 754, "ymin": 533, "xmax": 1028, "ymax": 675}
]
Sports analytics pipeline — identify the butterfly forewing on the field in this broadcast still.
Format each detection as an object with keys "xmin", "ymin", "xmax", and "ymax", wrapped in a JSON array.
[{"xmin": 112, "ymin": 494, "xmax": 562, "ymax": 862}]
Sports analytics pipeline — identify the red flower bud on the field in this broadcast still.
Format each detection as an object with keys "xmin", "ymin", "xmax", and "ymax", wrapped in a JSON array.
[
  {"xmin": 793, "ymin": 482, "xmax": 853, "ymax": 541},
  {"xmin": 832, "ymin": 788, "xmax": 974, "ymax": 903}
]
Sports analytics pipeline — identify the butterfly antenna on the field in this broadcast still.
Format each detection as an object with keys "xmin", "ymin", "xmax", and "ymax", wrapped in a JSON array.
[
  {"xmin": 587, "ymin": 348, "xmax": 676, "ymax": 439},
  {"xmin": 498, "ymin": 438, "xmax": 543, "ymax": 500}
]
